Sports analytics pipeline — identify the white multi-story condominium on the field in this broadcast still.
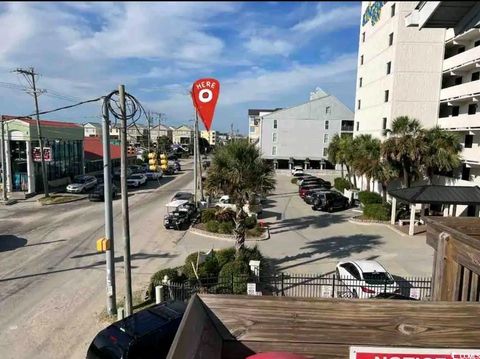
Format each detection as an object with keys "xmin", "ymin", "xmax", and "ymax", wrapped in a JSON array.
[
  {"xmin": 172, "ymin": 125, "xmax": 194, "ymax": 145},
  {"xmin": 150, "ymin": 123, "xmax": 173, "ymax": 143},
  {"xmin": 406, "ymin": 1, "xmax": 480, "ymax": 183},
  {"xmin": 200, "ymin": 130, "xmax": 218, "ymax": 146},
  {"xmin": 83, "ymin": 122, "xmax": 102, "ymax": 137},
  {"xmin": 354, "ymin": 1, "xmax": 445, "ymax": 139},
  {"xmin": 248, "ymin": 108, "xmax": 280, "ymax": 145},
  {"xmin": 259, "ymin": 88, "xmax": 354, "ymax": 169}
]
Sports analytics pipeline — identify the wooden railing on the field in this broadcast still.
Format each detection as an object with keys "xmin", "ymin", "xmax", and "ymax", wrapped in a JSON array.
[{"xmin": 424, "ymin": 216, "xmax": 480, "ymax": 302}]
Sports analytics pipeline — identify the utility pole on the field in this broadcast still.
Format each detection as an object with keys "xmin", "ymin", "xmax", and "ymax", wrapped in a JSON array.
[
  {"xmin": 193, "ymin": 113, "xmax": 198, "ymax": 205},
  {"xmin": 102, "ymin": 98, "xmax": 116, "ymax": 315},
  {"xmin": 119, "ymin": 85, "xmax": 133, "ymax": 316},
  {"xmin": 14, "ymin": 67, "xmax": 49, "ymax": 197},
  {"xmin": 196, "ymin": 113, "xmax": 204, "ymax": 201},
  {"xmin": 0, "ymin": 116, "xmax": 7, "ymax": 201},
  {"xmin": 146, "ymin": 111, "xmax": 151, "ymax": 154}
]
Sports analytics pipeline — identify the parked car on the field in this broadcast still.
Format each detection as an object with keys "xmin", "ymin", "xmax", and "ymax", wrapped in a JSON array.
[
  {"xmin": 311, "ymin": 190, "xmax": 349, "ymax": 211},
  {"xmin": 214, "ymin": 195, "xmax": 263, "ymax": 215},
  {"xmin": 128, "ymin": 165, "xmax": 145, "ymax": 174},
  {"xmin": 291, "ymin": 165, "xmax": 303, "ymax": 175},
  {"xmin": 173, "ymin": 160, "xmax": 181, "ymax": 171},
  {"xmin": 94, "ymin": 174, "xmax": 105, "ymax": 185},
  {"xmin": 89, "ymin": 184, "xmax": 119, "ymax": 202},
  {"xmin": 113, "ymin": 167, "xmax": 133, "ymax": 178},
  {"xmin": 164, "ymin": 165, "xmax": 177, "ymax": 175},
  {"xmin": 171, "ymin": 192, "xmax": 194, "ymax": 202},
  {"xmin": 304, "ymin": 189, "xmax": 329, "ymax": 205},
  {"xmin": 292, "ymin": 168, "xmax": 304, "ymax": 176},
  {"xmin": 298, "ymin": 177, "xmax": 331, "ymax": 188},
  {"xmin": 335, "ymin": 260, "xmax": 399, "ymax": 299},
  {"xmin": 164, "ymin": 200, "xmax": 195, "ymax": 230},
  {"xmin": 297, "ymin": 176, "xmax": 318, "ymax": 186},
  {"xmin": 66, "ymin": 175, "xmax": 97, "ymax": 193},
  {"xmin": 127, "ymin": 174, "xmax": 147, "ymax": 187},
  {"xmin": 86, "ymin": 301, "xmax": 187, "ymax": 359},
  {"xmin": 299, "ymin": 184, "xmax": 329, "ymax": 199},
  {"xmin": 144, "ymin": 170, "xmax": 163, "ymax": 180}
]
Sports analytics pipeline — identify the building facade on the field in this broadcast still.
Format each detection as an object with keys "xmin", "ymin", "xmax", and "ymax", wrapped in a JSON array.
[
  {"xmin": 83, "ymin": 122, "xmax": 102, "ymax": 137},
  {"xmin": 248, "ymin": 109, "xmax": 280, "ymax": 145},
  {"xmin": 150, "ymin": 124, "xmax": 173, "ymax": 143},
  {"xmin": 406, "ymin": 1, "xmax": 480, "ymax": 184},
  {"xmin": 259, "ymin": 88, "xmax": 354, "ymax": 169},
  {"xmin": 172, "ymin": 125, "xmax": 194, "ymax": 145},
  {"xmin": 354, "ymin": 1, "xmax": 445, "ymax": 139},
  {"xmin": 2, "ymin": 116, "xmax": 84, "ymax": 196},
  {"xmin": 200, "ymin": 130, "xmax": 218, "ymax": 146}
]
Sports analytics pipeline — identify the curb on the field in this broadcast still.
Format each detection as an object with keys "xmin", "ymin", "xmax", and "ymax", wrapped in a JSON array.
[
  {"xmin": 348, "ymin": 216, "xmax": 409, "ymax": 237},
  {"xmin": 37, "ymin": 195, "xmax": 88, "ymax": 206},
  {"xmin": 188, "ymin": 226, "xmax": 270, "ymax": 242},
  {"xmin": 0, "ymin": 199, "xmax": 18, "ymax": 206}
]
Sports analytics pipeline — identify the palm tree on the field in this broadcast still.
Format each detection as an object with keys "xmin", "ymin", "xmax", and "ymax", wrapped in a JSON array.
[
  {"xmin": 205, "ymin": 139, "xmax": 276, "ymax": 252},
  {"xmin": 327, "ymin": 134, "xmax": 344, "ymax": 177},
  {"xmin": 422, "ymin": 126, "xmax": 462, "ymax": 183},
  {"xmin": 382, "ymin": 116, "xmax": 426, "ymax": 187},
  {"xmin": 353, "ymin": 134, "xmax": 381, "ymax": 191},
  {"xmin": 372, "ymin": 160, "xmax": 399, "ymax": 204}
]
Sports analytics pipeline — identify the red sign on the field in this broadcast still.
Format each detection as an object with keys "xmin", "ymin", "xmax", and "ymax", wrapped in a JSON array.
[
  {"xmin": 191, "ymin": 78, "xmax": 220, "ymax": 131},
  {"xmin": 33, "ymin": 147, "xmax": 52, "ymax": 162},
  {"xmin": 350, "ymin": 347, "xmax": 480, "ymax": 359}
]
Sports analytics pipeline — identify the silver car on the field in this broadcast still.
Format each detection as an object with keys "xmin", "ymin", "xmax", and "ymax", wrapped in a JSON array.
[{"xmin": 66, "ymin": 175, "xmax": 97, "ymax": 193}]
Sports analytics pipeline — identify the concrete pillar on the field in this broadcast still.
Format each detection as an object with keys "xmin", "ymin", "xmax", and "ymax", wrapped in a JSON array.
[
  {"xmin": 409, "ymin": 203, "xmax": 416, "ymax": 236},
  {"xmin": 443, "ymin": 205, "xmax": 449, "ymax": 217},
  {"xmin": 4, "ymin": 138, "xmax": 12, "ymax": 192},
  {"xmin": 452, "ymin": 204, "xmax": 457, "ymax": 217},
  {"xmin": 476, "ymin": 205, "xmax": 480, "ymax": 217},
  {"xmin": 304, "ymin": 161, "xmax": 308, "ymax": 170},
  {"xmin": 25, "ymin": 140, "xmax": 35, "ymax": 194},
  {"xmin": 390, "ymin": 197, "xmax": 397, "ymax": 225}
]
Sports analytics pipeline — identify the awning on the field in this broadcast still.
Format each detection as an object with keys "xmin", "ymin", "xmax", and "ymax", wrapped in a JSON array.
[{"xmin": 388, "ymin": 185, "xmax": 480, "ymax": 205}]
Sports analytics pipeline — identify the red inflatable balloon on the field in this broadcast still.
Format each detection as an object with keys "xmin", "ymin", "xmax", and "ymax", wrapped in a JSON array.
[
  {"xmin": 247, "ymin": 352, "xmax": 308, "ymax": 359},
  {"xmin": 191, "ymin": 78, "xmax": 220, "ymax": 131}
]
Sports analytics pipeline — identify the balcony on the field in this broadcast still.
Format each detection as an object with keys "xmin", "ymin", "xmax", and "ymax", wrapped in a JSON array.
[
  {"xmin": 443, "ymin": 44, "xmax": 480, "ymax": 72},
  {"xmin": 341, "ymin": 121, "xmax": 354, "ymax": 132},
  {"xmin": 462, "ymin": 147, "xmax": 480, "ymax": 164},
  {"xmin": 438, "ymin": 113, "xmax": 480, "ymax": 130},
  {"xmin": 440, "ymin": 79, "xmax": 480, "ymax": 101}
]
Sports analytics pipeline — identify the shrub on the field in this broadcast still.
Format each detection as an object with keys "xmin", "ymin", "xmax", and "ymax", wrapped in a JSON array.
[
  {"xmin": 205, "ymin": 220, "xmax": 220, "ymax": 233},
  {"xmin": 150, "ymin": 268, "xmax": 184, "ymax": 286},
  {"xmin": 182, "ymin": 252, "xmax": 220, "ymax": 281},
  {"xmin": 201, "ymin": 208, "xmax": 217, "ymax": 223},
  {"xmin": 218, "ymin": 260, "xmax": 250, "ymax": 294},
  {"xmin": 237, "ymin": 245, "xmax": 264, "ymax": 264},
  {"xmin": 245, "ymin": 215, "xmax": 257, "ymax": 229},
  {"xmin": 215, "ymin": 247, "xmax": 236, "ymax": 269},
  {"xmin": 218, "ymin": 221, "xmax": 234, "ymax": 234},
  {"xmin": 247, "ymin": 224, "xmax": 264, "ymax": 238},
  {"xmin": 215, "ymin": 208, "xmax": 236, "ymax": 222},
  {"xmin": 358, "ymin": 191, "xmax": 382, "ymax": 205},
  {"xmin": 291, "ymin": 178, "xmax": 298, "ymax": 184},
  {"xmin": 334, "ymin": 177, "xmax": 352, "ymax": 193},
  {"xmin": 363, "ymin": 203, "xmax": 390, "ymax": 221}
]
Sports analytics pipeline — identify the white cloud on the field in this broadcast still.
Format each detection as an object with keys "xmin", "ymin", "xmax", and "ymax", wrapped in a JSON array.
[
  {"xmin": 292, "ymin": 4, "xmax": 360, "ymax": 33},
  {"xmin": 245, "ymin": 37, "xmax": 293, "ymax": 56}
]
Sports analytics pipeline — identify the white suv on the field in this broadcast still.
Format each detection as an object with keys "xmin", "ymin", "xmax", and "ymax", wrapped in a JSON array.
[
  {"xmin": 127, "ymin": 174, "xmax": 147, "ymax": 187},
  {"xmin": 66, "ymin": 175, "xmax": 97, "ymax": 193}
]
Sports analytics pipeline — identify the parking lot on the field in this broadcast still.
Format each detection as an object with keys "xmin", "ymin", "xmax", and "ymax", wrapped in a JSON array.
[{"xmin": 254, "ymin": 172, "xmax": 434, "ymax": 278}]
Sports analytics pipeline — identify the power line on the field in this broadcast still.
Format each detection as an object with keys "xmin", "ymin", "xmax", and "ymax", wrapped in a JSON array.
[{"xmin": 21, "ymin": 97, "xmax": 103, "ymax": 117}]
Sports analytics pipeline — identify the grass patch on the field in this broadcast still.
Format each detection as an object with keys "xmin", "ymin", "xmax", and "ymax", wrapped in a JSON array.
[
  {"xmin": 98, "ymin": 290, "xmax": 153, "ymax": 324},
  {"xmin": 38, "ymin": 195, "xmax": 82, "ymax": 205}
]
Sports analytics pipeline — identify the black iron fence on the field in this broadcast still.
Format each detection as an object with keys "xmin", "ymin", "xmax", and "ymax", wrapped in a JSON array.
[{"xmin": 159, "ymin": 273, "xmax": 432, "ymax": 302}]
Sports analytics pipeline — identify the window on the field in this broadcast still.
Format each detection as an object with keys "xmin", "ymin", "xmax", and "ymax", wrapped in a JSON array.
[
  {"xmin": 452, "ymin": 106, "xmax": 460, "ymax": 116},
  {"xmin": 359, "ymin": 77, "xmax": 363, "ymax": 87},
  {"xmin": 272, "ymin": 146, "xmax": 277, "ymax": 155},
  {"xmin": 472, "ymin": 71, "xmax": 480, "ymax": 81},
  {"xmin": 386, "ymin": 61, "xmax": 391, "ymax": 75},
  {"xmin": 325, "ymin": 120, "xmax": 329, "ymax": 130},
  {"xmin": 272, "ymin": 133, "xmax": 277, "ymax": 142},
  {"xmin": 249, "ymin": 126, "xmax": 256, "ymax": 133},
  {"xmin": 384, "ymin": 90, "xmax": 389, "ymax": 102},
  {"xmin": 468, "ymin": 103, "xmax": 477, "ymax": 115},
  {"xmin": 273, "ymin": 119, "xmax": 277, "ymax": 129},
  {"xmin": 465, "ymin": 134, "xmax": 474, "ymax": 148},
  {"xmin": 356, "ymin": 122, "xmax": 359, "ymax": 131},
  {"xmin": 323, "ymin": 134, "xmax": 329, "ymax": 143},
  {"xmin": 360, "ymin": 55, "xmax": 364, "ymax": 65},
  {"xmin": 391, "ymin": 3, "xmax": 395, "ymax": 17},
  {"xmin": 325, "ymin": 106, "xmax": 331, "ymax": 114},
  {"xmin": 382, "ymin": 117, "xmax": 387, "ymax": 130},
  {"xmin": 475, "ymin": 40, "xmax": 480, "ymax": 47},
  {"xmin": 362, "ymin": 32, "xmax": 365, "ymax": 43},
  {"xmin": 358, "ymin": 99, "xmax": 361, "ymax": 109},
  {"xmin": 323, "ymin": 148, "xmax": 328, "ymax": 157},
  {"xmin": 341, "ymin": 263, "xmax": 361, "ymax": 280},
  {"xmin": 457, "ymin": 46, "xmax": 465, "ymax": 54},
  {"xmin": 389, "ymin": 32, "xmax": 394, "ymax": 46},
  {"xmin": 455, "ymin": 76, "xmax": 463, "ymax": 85}
]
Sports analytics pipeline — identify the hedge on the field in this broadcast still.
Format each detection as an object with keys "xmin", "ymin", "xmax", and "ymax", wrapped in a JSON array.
[
  {"xmin": 218, "ymin": 221, "xmax": 234, "ymax": 234},
  {"xmin": 245, "ymin": 215, "xmax": 257, "ymax": 229},
  {"xmin": 201, "ymin": 208, "xmax": 217, "ymax": 223},
  {"xmin": 205, "ymin": 220, "xmax": 220, "ymax": 233},
  {"xmin": 334, "ymin": 177, "xmax": 351, "ymax": 193},
  {"xmin": 358, "ymin": 191, "xmax": 382, "ymax": 205},
  {"xmin": 218, "ymin": 260, "xmax": 250, "ymax": 294},
  {"xmin": 363, "ymin": 203, "xmax": 390, "ymax": 221}
]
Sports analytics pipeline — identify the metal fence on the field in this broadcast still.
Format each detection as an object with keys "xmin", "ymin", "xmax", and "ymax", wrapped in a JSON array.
[{"xmin": 159, "ymin": 273, "xmax": 432, "ymax": 302}]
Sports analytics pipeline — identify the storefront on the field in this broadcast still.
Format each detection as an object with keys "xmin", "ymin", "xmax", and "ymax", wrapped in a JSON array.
[{"xmin": 3, "ymin": 116, "xmax": 84, "ymax": 195}]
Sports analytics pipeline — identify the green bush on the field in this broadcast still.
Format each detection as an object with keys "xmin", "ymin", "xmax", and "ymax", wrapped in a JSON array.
[
  {"xmin": 218, "ymin": 260, "xmax": 250, "ymax": 294},
  {"xmin": 201, "ymin": 208, "xmax": 217, "ymax": 223},
  {"xmin": 245, "ymin": 215, "xmax": 257, "ymax": 229},
  {"xmin": 334, "ymin": 177, "xmax": 351, "ymax": 193},
  {"xmin": 218, "ymin": 221, "xmax": 234, "ymax": 234},
  {"xmin": 363, "ymin": 203, "xmax": 390, "ymax": 221},
  {"xmin": 291, "ymin": 178, "xmax": 298, "ymax": 184},
  {"xmin": 215, "ymin": 247, "xmax": 236, "ymax": 269},
  {"xmin": 247, "ymin": 224, "xmax": 264, "ymax": 238},
  {"xmin": 150, "ymin": 268, "xmax": 184, "ymax": 286},
  {"xmin": 205, "ymin": 220, "xmax": 220, "ymax": 233},
  {"xmin": 237, "ymin": 245, "xmax": 264, "ymax": 264},
  {"xmin": 215, "ymin": 209, "xmax": 236, "ymax": 222},
  {"xmin": 182, "ymin": 252, "xmax": 220, "ymax": 281},
  {"xmin": 358, "ymin": 191, "xmax": 382, "ymax": 205}
]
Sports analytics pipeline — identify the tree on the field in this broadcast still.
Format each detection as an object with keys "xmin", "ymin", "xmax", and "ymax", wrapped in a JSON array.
[
  {"xmin": 327, "ymin": 134, "xmax": 356, "ymax": 187},
  {"xmin": 372, "ymin": 160, "xmax": 399, "ymax": 204},
  {"xmin": 382, "ymin": 116, "xmax": 426, "ymax": 188},
  {"xmin": 422, "ymin": 126, "xmax": 461, "ymax": 183},
  {"xmin": 199, "ymin": 137, "xmax": 210, "ymax": 154},
  {"xmin": 205, "ymin": 139, "xmax": 276, "ymax": 252},
  {"xmin": 353, "ymin": 134, "xmax": 381, "ymax": 192},
  {"xmin": 327, "ymin": 134, "xmax": 344, "ymax": 178},
  {"xmin": 157, "ymin": 135, "xmax": 172, "ymax": 153}
]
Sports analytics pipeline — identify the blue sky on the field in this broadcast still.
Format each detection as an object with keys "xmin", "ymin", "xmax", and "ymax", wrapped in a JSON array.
[{"xmin": 0, "ymin": 2, "xmax": 361, "ymax": 134}]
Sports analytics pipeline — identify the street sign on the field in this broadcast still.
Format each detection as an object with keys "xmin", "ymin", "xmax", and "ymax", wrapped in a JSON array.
[
  {"xmin": 247, "ymin": 283, "xmax": 256, "ymax": 295},
  {"xmin": 350, "ymin": 346, "xmax": 480, "ymax": 359},
  {"xmin": 32, "ymin": 147, "xmax": 52, "ymax": 162},
  {"xmin": 191, "ymin": 78, "xmax": 220, "ymax": 131}
]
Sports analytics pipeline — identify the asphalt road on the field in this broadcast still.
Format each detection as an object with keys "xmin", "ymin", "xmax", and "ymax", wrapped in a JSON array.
[{"xmin": 0, "ymin": 161, "xmax": 195, "ymax": 359}]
